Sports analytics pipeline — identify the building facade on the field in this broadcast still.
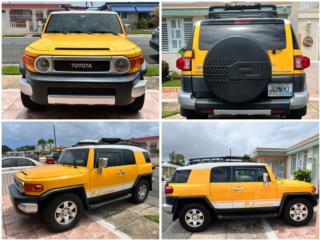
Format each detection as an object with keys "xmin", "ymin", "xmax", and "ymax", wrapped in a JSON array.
[
  {"xmin": 130, "ymin": 136, "xmax": 159, "ymax": 165},
  {"xmin": 252, "ymin": 134, "xmax": 319, "ymax": 191}
]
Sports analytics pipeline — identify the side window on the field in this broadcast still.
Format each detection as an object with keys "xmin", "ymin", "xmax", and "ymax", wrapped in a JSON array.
[
  {"xmin": 233, "ymin": 167, "xmax": 268, "ymax": 182},
  {"xmin": 95, "ymin": 149, "xmax": 122, "ymax": 168},
  {"xmin": 17, "ymin": 159, "xmax": 35, "ymax": 167},
  {"xmin": 210, "ymin": 166, "xmax": 231, "ymax": 182},
  {"xmin": 2, "ymin": 158, "xmax": 15, "ymax": 168},
  {"xmin": 171, "ymin": 170, "xmax": 191, "ymax": 183},
  {"xmin": 143, "ymin": 152, "xmax": 151, "ymax": 163},
  {"xmin": 122, "ymin": 150, "xmax": 135, "ymax": 165}
]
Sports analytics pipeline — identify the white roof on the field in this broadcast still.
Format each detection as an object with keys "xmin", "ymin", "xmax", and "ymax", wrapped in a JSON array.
[
  {"xmin": 178, "ymin": 162, "xmax": 266, "ymax": 170},
  {"xmin": 50, "ymin": 11, "xmax": 117, "ymax": 15},
  {"xmin": 66, "ymin": 144, "xmax": 147, "ymax": 152},
  {"xmin": 162, "ymin": 163, "xmax": 180, "ymax": 168}
]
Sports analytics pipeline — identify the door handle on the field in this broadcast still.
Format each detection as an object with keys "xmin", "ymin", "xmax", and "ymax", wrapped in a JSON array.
[
  {"xmin": 233, "ymin": 187, "xmax": 245, "ymax": 191},
  {"xmin": 117, "ymin": 170, "xmax": 125, "ymax": 175}
]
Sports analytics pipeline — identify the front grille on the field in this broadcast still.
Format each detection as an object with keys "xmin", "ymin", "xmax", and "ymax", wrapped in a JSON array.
[
  {"xmin": 53, "ymin": 60, "xmax": 110, "ymax": 72},
  {"xmin": 48, "ymin": 88, "xmax": 115, "ymax": 96},
  {"xmin": 14, "ymin": 177, "xmax": 24, "ymax": 193}
]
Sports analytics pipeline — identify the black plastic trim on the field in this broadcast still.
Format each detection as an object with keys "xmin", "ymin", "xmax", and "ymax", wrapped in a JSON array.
[
  {"xmin": 278, "ymin": 192, "xmax": 319, "ymax": 215},
  {"xmin": 133, "ymin": 173, "xmax": 153, "ymax": 191}
]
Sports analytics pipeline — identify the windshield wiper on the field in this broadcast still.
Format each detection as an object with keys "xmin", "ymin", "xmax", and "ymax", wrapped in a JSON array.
[{"xmin": 90, "ymin": 31, "xmax": 119, "ymax": 35}]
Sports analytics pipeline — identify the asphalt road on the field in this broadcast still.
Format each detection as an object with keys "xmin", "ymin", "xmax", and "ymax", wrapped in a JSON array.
[{"xmin": 2, "ymin": 35, "xmax": 159, "ymax": 64}]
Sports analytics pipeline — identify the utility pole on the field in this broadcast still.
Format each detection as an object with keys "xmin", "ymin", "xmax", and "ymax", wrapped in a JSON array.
[
  {"xmin": 229, "ymin": 148, "xmax": 231, "ymax": 157},
  {"xmin": 53, "ymin": 124, "xmax": 57, "ymax": 148}
]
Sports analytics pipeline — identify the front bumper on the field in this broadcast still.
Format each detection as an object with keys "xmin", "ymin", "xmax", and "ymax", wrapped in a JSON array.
[
  {"xmin": 20, "ymin": 70, "xmax": 147, "ymax": 106},
  {"xmin": 9, "ymin": 184, "xmax": 38, "ymax": 215},
  {"xmin": 179, "ymin": 90, "xmax": 309, "ymax": 115}
]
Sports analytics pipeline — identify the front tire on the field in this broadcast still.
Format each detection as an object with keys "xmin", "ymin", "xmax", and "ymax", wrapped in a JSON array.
[
  {"xmin": 282, "ymin": 198, "xmax": 314, "ymax": 226},
  {"xmin": 131, "ymin": 179, "xmax": 149, "ymax": 203},
  {"xmin": 123, "ymin": 94, "xmax": 145, "ymax": 112},
  {"xmin": 42, "ymin": 193, "xmax": 83, "ymax": 232},
  {"xmin": 20, "ymin": 92, "xmax": 44, "ymax": 110},
  {"xmin": 179, "ymin": 203, "xmax": 211, "ymax": 232}
]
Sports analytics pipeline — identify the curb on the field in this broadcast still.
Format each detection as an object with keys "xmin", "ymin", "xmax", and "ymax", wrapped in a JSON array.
[{"xmin": 261, "ymin": 219, "xmax": 278, "ymax": 240}]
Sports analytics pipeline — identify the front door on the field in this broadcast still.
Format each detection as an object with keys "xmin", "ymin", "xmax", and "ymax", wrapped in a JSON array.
[{"xmin": 232, "ymin": 166, "xmax": 277, "ymax": 209}]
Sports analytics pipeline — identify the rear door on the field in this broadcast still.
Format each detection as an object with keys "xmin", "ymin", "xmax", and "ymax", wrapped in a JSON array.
[
  {"xmin": 192, "ymin": 19, "xmax": 293, "ymax": 76},
  {"xmin": 120, "ymin": 149, "xmax": 138, "ymax": 188},
  {"xmin": 209, "ymin": 166, "xmax": 233, "ymax": 209}
]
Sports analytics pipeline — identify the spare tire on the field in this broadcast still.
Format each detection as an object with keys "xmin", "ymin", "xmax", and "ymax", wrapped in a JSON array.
[{"xmin": 203, "ymin": 36, "xmax": 271, "ymax": 104}]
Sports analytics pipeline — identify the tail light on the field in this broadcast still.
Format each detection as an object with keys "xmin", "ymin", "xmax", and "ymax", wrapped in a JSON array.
[
  {"xmin": 176, "ymin": 57, "xmax": 191, "ymax": 71},
  {"xmin": 164, "ymin": 186, "xmax": 174, "ymax": 194},
  {"xmin": 311, "ymin": 186, "xmax": 316, "ymax": 193},
  {"xmin": 24, "ymin": 183, "xmax": 43, "ymax": 192},
  {"xmin": 294, "ymin": 55, "xmax": 310, "ymax": 70},
  {"xmin": 22, "ymin": 54, "xmax": 36, "ymax": 72},
  {"xmin": 129, "ymin": 55, "xmax": 144, "ymax": 73},
  {"xmin": 152, "ymin": 164, "xmax": 156, "ymax": 170}
]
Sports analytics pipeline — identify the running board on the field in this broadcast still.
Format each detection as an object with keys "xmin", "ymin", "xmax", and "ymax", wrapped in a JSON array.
[
  {"xmin": 89, "ymin": 194, "xmax": 132, "ymax": 210},
  {"xmin": 217, "ymin": 213, "xmax": 278, "ymax": 220}
]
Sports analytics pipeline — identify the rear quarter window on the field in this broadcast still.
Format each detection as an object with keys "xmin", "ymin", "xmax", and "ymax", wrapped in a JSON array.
[
  {"xmin": 199, "ymin": 22, "xmax": 286, "ymax": 50},
  {"xmin": 143, "ymin": 152, "xmax": 151, "ymax": 163},
  {"xmin": 171, "ymin": 170, "xmax": 191, "ymax": 183}
]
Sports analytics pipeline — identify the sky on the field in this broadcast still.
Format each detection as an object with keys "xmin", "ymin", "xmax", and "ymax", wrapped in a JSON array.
[
  {"xmin": 162, "ymin": 121, "xmax": 319, "ymax": 162},
  {"xmin": 2, "ymin": 121, "xmax": 159, "ymax": 149}
]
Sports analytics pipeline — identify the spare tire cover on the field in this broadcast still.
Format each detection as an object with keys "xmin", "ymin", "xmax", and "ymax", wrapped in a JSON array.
[{"xmin": 203, "ymin": 36, "xmax": 271, "ymax": 104}]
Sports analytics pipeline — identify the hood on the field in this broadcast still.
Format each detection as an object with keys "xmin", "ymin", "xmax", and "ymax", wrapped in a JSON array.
[
  {"xmin": 28, "ymin": 34, "xmax": 139, "ymax": 53},
  {"xmin": 278, "ymin": 178, "xmax": 313, "ymax": 187},
  {"xmin": 19, "ymin": 164, "xmax": 86, "ymax": 180}
]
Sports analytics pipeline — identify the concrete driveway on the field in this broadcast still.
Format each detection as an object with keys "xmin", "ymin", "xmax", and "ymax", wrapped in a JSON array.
[{"xmin": 2, "ymin": 35, "xmax": 158, "ymax": 64}]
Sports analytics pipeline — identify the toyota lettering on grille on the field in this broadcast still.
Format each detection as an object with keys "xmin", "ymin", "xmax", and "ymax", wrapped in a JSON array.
[{"xmin": 70, "ymin": 63, "xmax": 93, "ymax": 69}]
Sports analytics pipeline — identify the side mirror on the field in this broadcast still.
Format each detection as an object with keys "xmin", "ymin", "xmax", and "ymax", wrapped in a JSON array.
[
  {"xmin": 97, "ymin": 158, "xmax": 108, "ymax": 175},
  {"xmin": 263, "ymin": 172, "xmax": 269, "ymax": 186}
]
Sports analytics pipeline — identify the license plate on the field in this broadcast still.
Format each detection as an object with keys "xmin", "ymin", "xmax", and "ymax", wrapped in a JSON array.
[{"xmin": 268, "ymin": 83, "xmax": 293, "ymax": 97}]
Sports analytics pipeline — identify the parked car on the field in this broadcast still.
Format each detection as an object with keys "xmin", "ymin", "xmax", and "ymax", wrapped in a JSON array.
[
  {"xmin": 45, "ymin": 152, "xmax": 61, "ymax": 164},
  {"xmin": 163, "ymin": 157, "xmax": 318, "ymax": 232},
  {"xmin": 9, "ymin": 138, "xmax": 153, "ymax": 232},
  {"xmin": 177, "ymin": 4, "xmax": 310, "ymax": 119},
  {"xmin": 19, "ymin": 11, "xmax": 147, "ymax": 112},
  {"xmin": 149, "ymin": 27, "xmax": 159, "ymax": 52},
  {"xmin": 2, "ymin": 157, "xmax": 42, "ymax": 172}
]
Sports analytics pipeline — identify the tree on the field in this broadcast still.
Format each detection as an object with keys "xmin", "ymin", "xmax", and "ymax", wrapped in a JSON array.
[
  {"xmin": 149, "ymin": 7, "xmax": 159, "ymax": 27},
  {"xmin": 37, "ymin": 138, "xmax": 47, "ymax": 154},
  {"xmin": 2, "ymin": 145, "xmax": 12, "ymax": 154},
  {"xmin": 47, "ymin": 139, "xmax": 54, "ymax": 151},
  {"xmin": 168, "ymin": 151, "xmax": 185, "ymax": 166},
  {"xmin": 16, "ymin": 145, "xmax": 35, "ymax": 151}
]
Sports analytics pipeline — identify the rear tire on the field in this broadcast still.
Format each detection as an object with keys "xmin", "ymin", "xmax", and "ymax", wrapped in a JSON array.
[
  {"xmin": 131, "ymin": 179, "xmax": 149, "ymax": 204},
  {"xmin": 20, "ymin": 92, "xmax": 44, "ymax": 110},
  {"xmin": 42, "ymin": 193, "xmax": 83, "ymax": 232},
  {"xmin": 282, "ymin": 198, "xmax": 313, "ymax": 226},
  {"xmin": 123, "ymin": 94, "xmax": 145, "ymax": 112},
  {"xmin": 179, "ymin": 203, "xmax": 211, "ymax": 232},
  {"xmin": 287, "ymin": 106, "xmax": 307, "ymax": 119}
]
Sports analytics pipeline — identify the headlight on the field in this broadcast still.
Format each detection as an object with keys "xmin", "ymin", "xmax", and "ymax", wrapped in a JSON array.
[
  {"xmin": 35, "ymin": 56, "xmax": 51, "ymax": 73},
  {"xmin": 113, "ymin": 58, "xmax": 130, "ymax": 73}
]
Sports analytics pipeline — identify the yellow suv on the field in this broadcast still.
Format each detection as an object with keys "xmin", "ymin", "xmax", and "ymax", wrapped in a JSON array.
[
  {"xmin": 19, "ymin": 11, "xmax": 147, "ymax": 112},
  {"xmin": 163, "ymin": 158, "xmax": 318, "ymax": 232},
  {"xmin": 177, "ymin": 4, "xmax": 310, "ymax": 119},
  {"xmin": 9, "ymin": 138, "xmax": 153, "ymax": 232}
]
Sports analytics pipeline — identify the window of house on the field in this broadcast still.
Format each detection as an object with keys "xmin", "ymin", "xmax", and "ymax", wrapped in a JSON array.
[
  {"xmin": 291, "ymin": 151, "xmax": 307, "ymax": 172},
  {"xmin": 277, "ymin": 160, "xmax": 284, "ymax": 178},
  {"xmin": 9, "ymin": 9, "xmax": 32, "ymax": 25},
  {"xmin": 120, "ymin": 12, "xmax": 128, "ymax": 20}
]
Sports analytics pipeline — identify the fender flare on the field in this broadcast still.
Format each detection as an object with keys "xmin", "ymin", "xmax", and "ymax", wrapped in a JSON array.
[
  {"xmin": 278, "ymin": 192, "xmax": 318, "ymax": 215},
  {"xmin": 133, "ymin": 173, "xmax": 153, "ymax": 191}
]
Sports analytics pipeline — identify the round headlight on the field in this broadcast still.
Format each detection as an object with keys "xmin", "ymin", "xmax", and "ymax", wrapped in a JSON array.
[
  {"xmin": 35, "ymin": 57, "xmax": 50, "ymax": 72},
  {"xmin": 114, "ymin": 58, "xmax": 130, "ymax": 73}
]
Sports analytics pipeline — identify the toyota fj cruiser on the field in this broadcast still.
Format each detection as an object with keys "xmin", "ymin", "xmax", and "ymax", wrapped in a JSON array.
[
  {"xmin": 20, "ymin": 11, "xmax": 147, "ymax": 112},
  {"xmin": 163, "ymin": 157, "xmax": 318, "ymax": 232},
  {"xmin": 9, "ymin": 138, "xmax": 153, "ymax": 232},
  {"xmin": 177, "ymin": 4, "xmax": 310, "ymax": 119}
]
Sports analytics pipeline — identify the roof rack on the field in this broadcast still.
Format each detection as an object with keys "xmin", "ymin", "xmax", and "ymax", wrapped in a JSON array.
[
  {"xmin": 188, "ymin": 156, "xmax": 255, "ymax": 165},
  {"xmin": 73, "ymin": 138, "xmax": 143, "ymax": 147},
  {"xmin": 208, "ymin": 3, "xmax": 278, "ymax": 19}
]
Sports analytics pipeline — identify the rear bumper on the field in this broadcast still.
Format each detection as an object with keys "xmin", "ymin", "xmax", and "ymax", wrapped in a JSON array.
[
  {"xmin": 9, "ymin": 184, "xmax": 38, "ymax": 215},
  {"xmin": 20, "ymin": 70, "xmax": 147, "ymax": 106},
  {"xmin": 149, "ymin": 39, "xmax": 159, "ymax": 52}
]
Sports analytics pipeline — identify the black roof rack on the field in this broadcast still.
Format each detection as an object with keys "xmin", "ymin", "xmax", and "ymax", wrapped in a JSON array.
[
  {"xmin": 188, "ymin": 156, "xmax": 255, "ymax": 165},
  {"xmin": 73, "ymin": 138, "xmax": 143, "ymax": 148},
  {"xmin": 208, "ymin": 3, "xmax": 278, "ymax": 19}
]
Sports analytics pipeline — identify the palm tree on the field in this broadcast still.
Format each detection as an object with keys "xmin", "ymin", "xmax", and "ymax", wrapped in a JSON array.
[
  {"xmin": 47, "ymin": 139, "xmax": 54, "ymax": 151},
  {"xmin": 37, "ymin": 138, "xmax": 46, "ymax": 154}
]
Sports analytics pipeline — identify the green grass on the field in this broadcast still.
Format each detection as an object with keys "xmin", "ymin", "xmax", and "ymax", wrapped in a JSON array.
[
  {"xmin": 3, "ymin": 34, "xmax": 25, "ymax": 37},
  {"xmin": 2, "ymin": 65, "xmax": 20, "ymax": 75},
  {"xmin": 128, "ymin": 29, "xmax": 152, "ymax": 34},
  {"xmin": 146, "ymin": 65, "xmax": 159, "ymax": 76},
  {"xmin": 162, "ymin": 110, "xmax": 179, "ymax": 118},
  {"xmin": 162, "ymin": 79, "xmax": 181, "ymax": 87},
  {"xmin": 144, "ymin": 215, "xmax": 159, "ymax": 223}
]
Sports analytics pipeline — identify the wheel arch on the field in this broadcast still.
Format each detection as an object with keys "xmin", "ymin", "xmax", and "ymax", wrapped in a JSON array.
[
  {"xmin": 279, "ymin": 192, "xmax": 317, "ymax": 215},
  {"xmin": 133, "ymin": 173, "xmax": 153, "ymax": 191}
]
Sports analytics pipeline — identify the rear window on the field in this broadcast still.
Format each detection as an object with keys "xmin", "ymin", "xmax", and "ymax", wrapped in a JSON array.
[
  {"xmin": 171, "ymin": 170, "xmax": 191, "ymax": 183},
  {"xmin": 210, "ymin": 166, "xmax": 231, "ymax": 182},
  {"xmin": 199, "ymin": 22, "xmax": 286, "ymax": 50}
]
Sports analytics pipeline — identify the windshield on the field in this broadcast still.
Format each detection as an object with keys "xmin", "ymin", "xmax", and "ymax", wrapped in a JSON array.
[
  {"xmin": 199, "ymin": 23, "xmax": 286, "ymax": 50},
  {"xmin": 57, "ymin": 149, "xmax": 89, "ymax": 166},
  {"xmin": 45, "ymin": 13, "xmax": 122, "ymax": 34}
]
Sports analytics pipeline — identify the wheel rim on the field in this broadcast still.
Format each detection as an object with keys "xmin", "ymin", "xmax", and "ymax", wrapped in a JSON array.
[
  {"xmin": 55, "ymin": 201, "xmax": 78, "ymax": 225},
  {"xmin": 138, "ymin": 184, "xmax": 148, "ymax": 200},
  {"xmin": 289, "ymin": 203, "xmax": 308, "ymax": 222},
  {"xmin": 185, "ymin": 208, "xmax": 204, "ymax": 228}
]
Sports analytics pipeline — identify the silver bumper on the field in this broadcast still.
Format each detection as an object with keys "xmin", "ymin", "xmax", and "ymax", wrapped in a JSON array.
[
  {"xmin": 162, "ymin": 204, "xmax": 173, "ymax": 214},
  {"xmin": 290, "ymin": 90, "xmax": 309, "ymax": 109},
  {"xmin": 18, "ymin": 203, "xmax": 38, "ymax": 214},
  {"xmin": 178, "ymin": 92, "xmax": 195, "ymax": 110}
]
